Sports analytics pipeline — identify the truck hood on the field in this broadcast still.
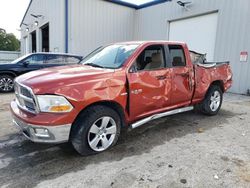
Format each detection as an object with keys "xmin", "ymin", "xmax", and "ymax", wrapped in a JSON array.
[{"xmin": 16, "ymin": 64, "xmax": 115, "ymax": 94}]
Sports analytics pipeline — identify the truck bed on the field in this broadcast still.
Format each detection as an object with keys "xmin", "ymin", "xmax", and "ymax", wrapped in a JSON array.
[
  {"xmin": 196, "ymin": 61, "xmax": 229, "ymax": 68},
  {"xmin": 192, "ymin": 62, "xmax": 232, "ymax": 103}
]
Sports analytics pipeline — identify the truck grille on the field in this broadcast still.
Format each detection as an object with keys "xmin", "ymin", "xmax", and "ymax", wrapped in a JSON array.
[{"xmin": 14, "ymin": 82, "xmax": 38, "ymax": 114}]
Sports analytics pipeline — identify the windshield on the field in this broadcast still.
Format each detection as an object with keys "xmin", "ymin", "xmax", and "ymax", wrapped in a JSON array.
[
  {"xmin": 11, "ymin": 54, "xmax": 30, "ymax": 64},
  {"xmin": 81, "ymin": 44, "xmax": 139, "ymax": 69}
]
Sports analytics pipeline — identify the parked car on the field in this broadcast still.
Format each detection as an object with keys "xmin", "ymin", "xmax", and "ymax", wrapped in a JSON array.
[
  {"xmin": 0, "ymin": 53, "xmax": 83, "ymax": 92},
  {"xmin": 10, "ymin": 41, "xmax": 232, "ymax": 155}
]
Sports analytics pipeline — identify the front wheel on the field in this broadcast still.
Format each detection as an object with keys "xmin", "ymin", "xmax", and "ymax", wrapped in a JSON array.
[
  {"xmin": 70, "ymin": 105, "xmax": 121, "ymax": 155},
  {"xmin": 0, "ymin": 75, "xmax": 14, "ymax": 92},
  {"xmin": 199, "ymin": 85, "xmax": 223, "ymax": 116}
]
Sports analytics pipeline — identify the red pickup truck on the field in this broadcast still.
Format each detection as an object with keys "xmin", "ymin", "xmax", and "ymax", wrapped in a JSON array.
[{"xmin": 10, "ymin": 41, "xmax": 232, "ymax": 155}]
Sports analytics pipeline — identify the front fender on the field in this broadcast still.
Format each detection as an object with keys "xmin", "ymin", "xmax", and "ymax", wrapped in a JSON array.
[{"xmin": 51, "ymin": 74, "xmax": 128, "ymax": 120}]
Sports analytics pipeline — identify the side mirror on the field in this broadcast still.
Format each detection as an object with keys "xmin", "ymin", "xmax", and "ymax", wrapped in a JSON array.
[{"xmin": 23, "ymin": 61, "xmax": 30, "ymax": 67}]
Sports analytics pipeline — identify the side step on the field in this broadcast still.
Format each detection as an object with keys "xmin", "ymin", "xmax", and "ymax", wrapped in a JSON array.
[{"xmin": 131, "ymin": 106, "xmax": 194, "ymax": 129}]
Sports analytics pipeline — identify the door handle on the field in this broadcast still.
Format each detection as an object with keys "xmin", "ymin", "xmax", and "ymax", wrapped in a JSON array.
[
  {"xmin": 155, "ymin": 75, "xmax": 167, "ymax": 80},
  {"xmin": 178, "ymin": 72, "xmax": 189, "ymax": 77}
]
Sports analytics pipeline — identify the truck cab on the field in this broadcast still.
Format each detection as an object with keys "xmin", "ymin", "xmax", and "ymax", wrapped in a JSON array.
[{"xmin": 127, "ymin": 42, "xmax": 194, "ymax": 121}]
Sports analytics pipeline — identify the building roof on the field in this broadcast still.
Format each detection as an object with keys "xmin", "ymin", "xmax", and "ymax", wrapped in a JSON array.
[{"xmin": 105, "ymin": 0, "xmax": 171, "ymax": 9}]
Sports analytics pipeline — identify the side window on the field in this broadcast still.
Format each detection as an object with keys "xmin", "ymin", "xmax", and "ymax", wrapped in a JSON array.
[
  {"xmin": 169, "ymin": 45, "xmax": 186, "ymax": 67},
  {"xmin": 64, "ymin": 56, "xmax": 81, "ymax": 64},
  {"xmin": 25, "ymin": 54, "xmax": 45, "ymax": 64},
  {"xmin": 134, "ymin": 45, "xmax": 165, "ymax": 71},
  {"xmin": 45, "ymin": 55, "xmax": 65, "ymax": 64}
]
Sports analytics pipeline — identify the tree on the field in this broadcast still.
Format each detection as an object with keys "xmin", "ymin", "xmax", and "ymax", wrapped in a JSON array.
[{"xmin": 0, "ymin": 29, "xmax": 20, "ymax": 51}]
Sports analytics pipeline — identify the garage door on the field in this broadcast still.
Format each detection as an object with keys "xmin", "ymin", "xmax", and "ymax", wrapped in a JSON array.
[{"xmin": 169, "ymin": 13, "xmax": 218, "ymax": 61}]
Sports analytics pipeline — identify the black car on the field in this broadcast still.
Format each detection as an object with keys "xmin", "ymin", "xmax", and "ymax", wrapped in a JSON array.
[{"xmin": 0, "ymin": 53, "xmax": 83, "ymax": 92}]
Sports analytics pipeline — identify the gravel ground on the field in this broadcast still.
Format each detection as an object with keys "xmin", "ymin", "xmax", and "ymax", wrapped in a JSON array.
[{"xmin": 0, "ymin": 93, "xmax": 250, "ymax": 188}]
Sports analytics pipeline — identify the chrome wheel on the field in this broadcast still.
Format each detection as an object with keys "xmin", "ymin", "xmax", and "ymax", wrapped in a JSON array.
[
  {"xmin": 87, "ymin": 116, "xmax": 117, "ymax": 152},
  {"xmin": 209, "ymin": 90, "xmax": 221, "ymax": 112},
  {"xmin": 0, "ymin": 77, "xmax": 14, "ymax": 92}
]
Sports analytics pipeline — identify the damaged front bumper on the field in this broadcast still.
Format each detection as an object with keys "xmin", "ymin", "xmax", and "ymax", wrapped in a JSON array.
[
  {"xmin": 10, "ymin": 100, "xmax": 71, "ymax": 143},
  {"xmin": 12, "ymin": 116, "xmax": 71, "ymax": 143}
]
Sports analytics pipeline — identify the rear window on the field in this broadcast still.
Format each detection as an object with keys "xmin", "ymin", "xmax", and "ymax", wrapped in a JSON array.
[
  {"xmin": 45, "ymin": 55, "xmax": 80, "ymax": 64},
  {"xmin": 190, "ymin": 51, "xmax": 206, "ymax": 64}
]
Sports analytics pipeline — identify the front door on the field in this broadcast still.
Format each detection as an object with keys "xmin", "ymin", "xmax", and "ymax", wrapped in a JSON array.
[
  {"xmin": 127, "ymin": 44, "xmax": 171, "ymax": 120},
  {"xmin": 18, "ymin": 54, "xmax": 46, "ymax": 74}
]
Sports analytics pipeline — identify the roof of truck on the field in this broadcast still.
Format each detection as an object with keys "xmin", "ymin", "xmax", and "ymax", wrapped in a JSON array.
[{"xmin": 115, "ymin": 40, "xmax": 186, "ymax": 45}]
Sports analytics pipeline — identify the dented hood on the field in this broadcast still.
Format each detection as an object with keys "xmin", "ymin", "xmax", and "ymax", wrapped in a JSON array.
[{"xmin": 16, "ymin": 64, "xmax": 115, "ymax": 94}]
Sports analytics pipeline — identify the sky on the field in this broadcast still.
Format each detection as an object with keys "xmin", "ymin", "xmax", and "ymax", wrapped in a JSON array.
[
  {"xmin": 0, "ymin": 0, "xmax": 30, "ymax": 39},
  {"xmin": 120, "ymin": 0, "xmax": 156, "ymax": 6}
]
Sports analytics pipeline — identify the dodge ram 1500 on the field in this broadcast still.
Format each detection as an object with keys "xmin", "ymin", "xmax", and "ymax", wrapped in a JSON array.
[{"xmin": 10, "ymin": 41, "xmax": 232, "ymax": 155}]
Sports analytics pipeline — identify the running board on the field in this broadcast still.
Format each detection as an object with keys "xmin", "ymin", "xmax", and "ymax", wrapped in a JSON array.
[{"xmin": 131, "ymin": 106, "xmax": 194, "ymax": 129}]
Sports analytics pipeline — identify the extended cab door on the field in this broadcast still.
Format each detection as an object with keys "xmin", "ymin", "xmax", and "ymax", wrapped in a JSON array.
[
  {"xmin": 167, "ymin": 44, "xmax": 194, "ymax": 107},
  {"xmin": 127, "ymin": 44, "xmax": 172, "ymax": 120}
]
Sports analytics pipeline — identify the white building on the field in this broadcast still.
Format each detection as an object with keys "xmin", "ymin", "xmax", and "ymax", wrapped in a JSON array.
[{"xmin": 20, "ymin": 0, "xmax": 250, "ymax": 94}]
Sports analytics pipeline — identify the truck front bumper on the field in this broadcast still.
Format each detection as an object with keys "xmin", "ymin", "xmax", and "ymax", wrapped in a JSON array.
[{"xmin": 10, "ymin": 100, "xmax": 72, "ymax": 143}]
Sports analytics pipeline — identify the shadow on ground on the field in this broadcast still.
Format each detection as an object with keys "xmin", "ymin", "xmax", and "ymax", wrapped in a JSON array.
[{"xmin": 0, "ymin": 109, "xmax": 237, "ymax": 187}]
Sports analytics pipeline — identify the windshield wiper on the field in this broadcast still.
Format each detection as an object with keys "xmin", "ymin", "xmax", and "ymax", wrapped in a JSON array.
[{"xmin": 84, "ymin": 63, "xmax": 105, "ymax": 68}]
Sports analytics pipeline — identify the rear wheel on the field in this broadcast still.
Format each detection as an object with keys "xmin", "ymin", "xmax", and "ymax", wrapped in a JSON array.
[
  {"xmin": 0, "ymin": 75, "xmax": 14, "ymax": 92},
  {"xmin": 70, "ymin": 105, "xmax": 121, "ymax": 155},
  {"xmin": 199, "ymin": 85, "xmax": 223, "ymax": 116}
]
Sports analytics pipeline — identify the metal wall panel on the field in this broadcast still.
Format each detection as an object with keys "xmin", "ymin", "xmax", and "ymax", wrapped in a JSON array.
[
  {"xmin": 134, "ymin": 0, "xmax": 250, "ymax": 94},
  {"xmin": 20, "ymin": 0, "xmax": 135, "ymax": 57},
  {"xmin": 0, "ymin": 51, "xmax": 21, "ymax": 63},
  {"xmin": 68, "ymin": 0, "xmax": 135, "ymax": 55},
  {"xmin": 20, "ymin": 0, "xmax": 65, "ymax": 54}
]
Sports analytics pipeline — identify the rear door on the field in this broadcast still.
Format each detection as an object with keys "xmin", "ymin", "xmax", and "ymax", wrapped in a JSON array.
[
  {"xmin": 127, "ymin": 44, "xmax": 171, "ymax": 119},
  {"xmin": 168, "ymin": 45, "xmax": 193, "ymax": 107}
]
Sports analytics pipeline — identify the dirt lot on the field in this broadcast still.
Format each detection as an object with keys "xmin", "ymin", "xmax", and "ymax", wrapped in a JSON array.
[{"xmin": 0, "ymin": 93, "xmax": 250, "ymax": 188}]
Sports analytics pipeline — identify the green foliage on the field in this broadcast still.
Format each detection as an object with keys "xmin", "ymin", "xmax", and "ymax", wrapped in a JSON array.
[{"xmin": 0, "ymin": 29, "xmax": 20, "ymax": 51}]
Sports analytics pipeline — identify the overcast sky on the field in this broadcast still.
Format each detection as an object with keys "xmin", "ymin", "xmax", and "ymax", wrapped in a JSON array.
[{"xmin": 0, "ymin": 0, "xmax": 30, "ymax": 39}]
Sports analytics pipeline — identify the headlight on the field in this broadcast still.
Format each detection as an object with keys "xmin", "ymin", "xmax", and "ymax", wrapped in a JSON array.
[{"xmin": 37, "ymin": 95, "xmax": 73, "ymax": 113}]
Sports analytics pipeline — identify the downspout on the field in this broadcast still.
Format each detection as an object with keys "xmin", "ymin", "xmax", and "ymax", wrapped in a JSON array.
[{"xmin": 65, "ymin": 0, "xmax": 69, "ymax": 53}]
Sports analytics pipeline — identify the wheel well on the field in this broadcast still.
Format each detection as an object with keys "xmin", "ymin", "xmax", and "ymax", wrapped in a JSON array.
[
  {"xmin": 210, "ymin": 80, "xmax": 224, "ymax": 92},
  {"xmin": 0, "ymin": 72, "xmax": 16, "ymax": 78},
  {"xmin": 74, "ymin": 101, "xmax": 127, "ymax": 128}
]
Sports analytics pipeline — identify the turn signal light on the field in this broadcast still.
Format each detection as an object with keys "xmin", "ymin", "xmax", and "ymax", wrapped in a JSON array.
[{"xmin": 49, "ymin": 105, "xmax": 72, "ymax": 112}]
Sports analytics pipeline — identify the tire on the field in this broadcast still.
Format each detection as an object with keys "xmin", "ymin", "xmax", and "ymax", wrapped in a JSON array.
[
  {"xmin": 0, "ymin": 75, "xmax": 15, "ymax": 92},
  {"xmin": 70, "ymin": 105, "xmax": 121, "ymax": 155},
  {"xmin": 199, "ymin": 85, "xmax": 223, "ymax": 116}
]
